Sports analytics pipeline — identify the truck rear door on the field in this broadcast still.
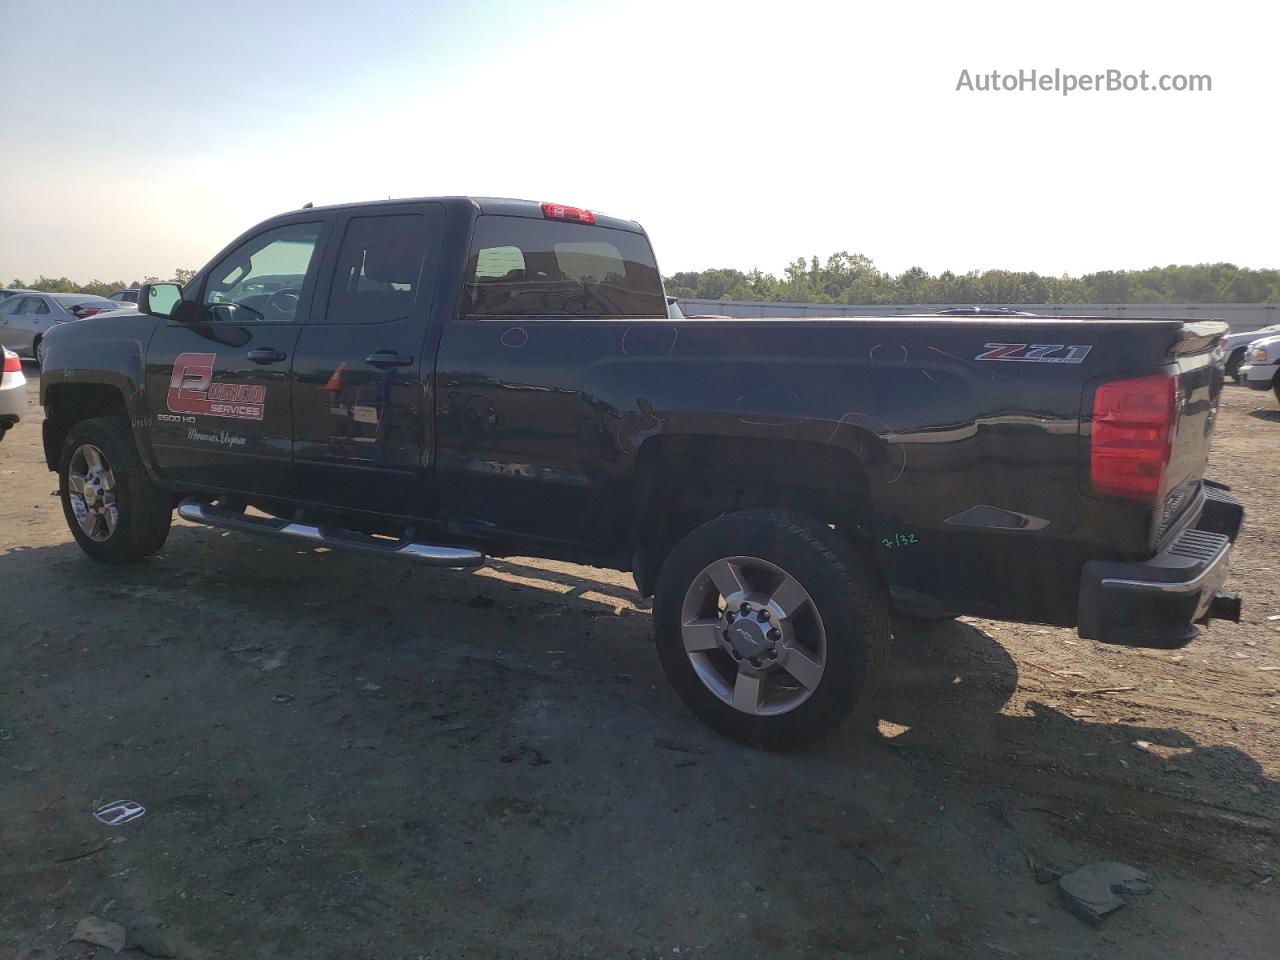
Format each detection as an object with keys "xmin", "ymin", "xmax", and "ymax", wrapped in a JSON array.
[{"xmin": 289, "ymin": 202, "xmax": 446, "ymax": 517}]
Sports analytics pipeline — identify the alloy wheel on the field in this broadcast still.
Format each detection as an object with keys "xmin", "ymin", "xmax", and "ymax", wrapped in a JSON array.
[
  {"xmin": 679, "ymin": 555, "xmax": 828, "ymax": 716},
  {"xmin": 67, "ymin": 443, "xmax": 118, "ymax": 542}
]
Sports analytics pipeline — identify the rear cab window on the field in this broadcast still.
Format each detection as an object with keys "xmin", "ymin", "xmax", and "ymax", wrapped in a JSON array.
[{"xmin": 464, "ymin": 216, "xmax": 665, "ymax": 318}]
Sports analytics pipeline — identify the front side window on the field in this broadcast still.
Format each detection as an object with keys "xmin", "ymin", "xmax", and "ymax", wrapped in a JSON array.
[
  {"xmin": 463, "ymin": 216, "xmax": 665, "ymax": 317},
  {"xmin": 202, "ymin": 222, "xmax": 321, "ymax": 322},
  {"xmin": 320, "ymin": 214, "xmax": 430, "ymax": 325}
]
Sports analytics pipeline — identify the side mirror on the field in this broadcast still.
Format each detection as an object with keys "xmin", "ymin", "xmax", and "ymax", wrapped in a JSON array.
[{"xmin": 139, "ymin": 282, "xmax": 183, "ymax": 319}]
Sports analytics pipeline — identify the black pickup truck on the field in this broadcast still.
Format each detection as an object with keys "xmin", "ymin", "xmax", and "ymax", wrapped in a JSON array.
[{"xmin": 39, "ymin": 197, "xmax": 1244, "ymax": 747}]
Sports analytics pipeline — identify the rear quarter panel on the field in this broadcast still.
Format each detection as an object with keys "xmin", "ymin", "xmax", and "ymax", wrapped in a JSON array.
[{"xmin": 434, "ymin": 315, "xmax": 1188, "ymax": 622}]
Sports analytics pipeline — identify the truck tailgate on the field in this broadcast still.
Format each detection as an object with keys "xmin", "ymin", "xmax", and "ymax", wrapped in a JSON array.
[{"xmin": 1159, "ymin": 322, "xmax": 1228, "ymax": 541}]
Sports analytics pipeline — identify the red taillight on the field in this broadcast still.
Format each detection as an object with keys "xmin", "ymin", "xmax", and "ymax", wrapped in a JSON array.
[
  {"xmin": 73, "ymin": 307, "xmax": 103, "ymax": 319},
  {"xmin": 1090, "ymin": 373, "xmax": 1177, "ymax": 502},
  {"xmin": 2, "ymin": 350, "xmax": 20, "ymax": 373},
  {"xmin": 541, "ymin": 202, "xmax": 595, "ymax": 224}
]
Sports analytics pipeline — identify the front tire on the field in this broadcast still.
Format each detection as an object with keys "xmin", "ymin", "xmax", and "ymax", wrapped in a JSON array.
[
  {"xmin": 654, "ymin": 510, "xmax": 890, "ymax": 749},
  {"xmin": 60, "ymin": 416, "xmax": 172, "ymax": 563},
  {"xmin": 1226, "ymin": 347, "xmax": 1246, "ymax": 381}
]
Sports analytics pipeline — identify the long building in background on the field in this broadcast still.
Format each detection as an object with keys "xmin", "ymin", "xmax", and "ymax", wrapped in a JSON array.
[{"xmin": 675, "ymin": 299, "xmax": 1278, "ymax": 334}]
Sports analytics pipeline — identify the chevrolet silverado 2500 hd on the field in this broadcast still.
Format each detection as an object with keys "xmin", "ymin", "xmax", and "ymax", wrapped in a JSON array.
[{"xmin": 39, "ymin": 197, "xmax": 1244, "ymax": 747}]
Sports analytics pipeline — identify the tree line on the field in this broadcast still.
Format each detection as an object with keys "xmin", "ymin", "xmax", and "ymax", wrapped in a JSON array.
[
  {"xmin": 11, "ymin": 257, "xmax": 1280, "ymax": 305},
  {"xmin": 7, "ymin": 269, "xmax": 197, "ymax": 298},
  {"xmin": 665, "ymin": 254, "xmax": 1280, "ymax": 304}
]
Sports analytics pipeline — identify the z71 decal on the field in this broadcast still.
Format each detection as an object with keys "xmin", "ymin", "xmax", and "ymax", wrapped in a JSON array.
[
  {"xmin": 167, "ymin": 352, "xmax": 266, "ymax": 421},
  {"xmin": 976, "ymin": 343, "xmax": 1093, "ymax": 364}
]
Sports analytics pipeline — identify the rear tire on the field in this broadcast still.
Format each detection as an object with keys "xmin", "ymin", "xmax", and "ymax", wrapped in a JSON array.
[
  {"xmin": 33, "ymin": 336, "xmax": 44, "ymax": 368},
  {"xmin": 59, "ymin": 416, "xmax": 172, "ymax": 563},
  {"xmin": 654, "ymin": 509, "xmax": 890, "ymax": 749}
]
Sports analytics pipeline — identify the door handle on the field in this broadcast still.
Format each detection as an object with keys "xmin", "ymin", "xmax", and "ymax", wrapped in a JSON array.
[
  {"xmin": 365, "ymin": 351, "xmax": 413, "ymax": 369},
  {"xmin": 247, "ymin": 348, "xmax": 287, "ymax": 364}
]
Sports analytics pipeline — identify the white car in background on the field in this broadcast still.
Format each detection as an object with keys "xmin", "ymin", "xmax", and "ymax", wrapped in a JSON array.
[
  {"xmin": 1223, "ymin": 323, "xmax": 1280, "ymax": 380},
  {"xmin": 0, "ymin": 346, "xmax": 27, "ymax": 443},
  {"xmin": 1237, "ymin": 334, "xmax": 1280, "ymax": 404}
]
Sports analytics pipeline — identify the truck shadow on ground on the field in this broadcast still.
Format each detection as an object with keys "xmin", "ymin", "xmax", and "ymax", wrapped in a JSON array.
[
  {"xmin": 1247, "ymin": 407, "xmax": 1280, "ymax": 422},
  {"xmin": 3, "ymin": 529, "xmax": 1276, "ymax": 957},
  {"xmin": 7, "ymin": 528, "xmax": 1277, "ymax": 833}
]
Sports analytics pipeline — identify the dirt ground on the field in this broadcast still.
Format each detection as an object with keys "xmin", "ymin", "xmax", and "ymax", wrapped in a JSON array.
[{"xmin": 2, "ymin": 371, "xmax": 1277, "ymax": 960}]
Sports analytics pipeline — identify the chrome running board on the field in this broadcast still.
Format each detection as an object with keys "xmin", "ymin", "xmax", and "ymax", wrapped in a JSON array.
[{"xmin": 177, "ymin": 497, "xmax": 485, "ymax": 569}]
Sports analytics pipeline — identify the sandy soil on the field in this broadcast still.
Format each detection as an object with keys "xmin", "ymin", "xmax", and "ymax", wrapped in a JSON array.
[{"xmin": 1, "ymin": 371, "xmax": 1276, "ymax": 959}]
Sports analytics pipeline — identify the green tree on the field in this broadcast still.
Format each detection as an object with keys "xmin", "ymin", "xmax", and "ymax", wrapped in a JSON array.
[{"xmin": 666, "ymin": 258, "xmax": 1280, "ymax": 306}]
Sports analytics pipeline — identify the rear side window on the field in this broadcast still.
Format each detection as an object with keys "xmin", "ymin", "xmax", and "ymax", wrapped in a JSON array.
[
  {"xmin": 319, "ymin": 210, "xmax": 442, "ymax": 324},
  {"xmin": 464, "ymin": 215, "xmax": 665, "ymax": 317}
]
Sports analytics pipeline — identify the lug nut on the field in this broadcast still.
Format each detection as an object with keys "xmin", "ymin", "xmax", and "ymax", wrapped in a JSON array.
[
  {"xmin": 750, "ymin": 657, "xmax": 761, "ymax": 668},
  {"xmin": 766, "ymin": 649, "xmax": 778, "ymax": 660},
  {"xmin": 726, "ymin": 611, "xmax": 736, "ymax": 623},
  {"xmin": 739, "ymin": 602, "xmax": 751, "ymax": 614},
  {"xmin": 757, "ymin": 609, "xmax": 770, "ymax": 622},
  {"xmin": 768, "ymin": 629, "xmax": 781, "ymax": 641}
]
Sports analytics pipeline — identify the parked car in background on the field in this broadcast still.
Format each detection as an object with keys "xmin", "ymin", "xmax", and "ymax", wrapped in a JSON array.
[
  {"xmin": 0, "ymin": 293, "xmax": 124, "ymax": 365},
  {"xmin": 1222, "ymin": 323, "xmax": 1280, "ymax": 380},
  {"xmin": 0, "ymin": 288, "xmax": 37, "ymax": 303},
  {"xmin": 0, "ymin": 346, "xmax": 28, "ymax": 442},
  {"xmin": 936, "ymin": 306, "xmax": 1039, "ymax": 316},
  {"xmin": 108, "ymin": 288, "xmax": 141, "ymax": 304},
  {"xmin": 1237, "ymin": 334, "xmax": 1280, "ymax": 404}
]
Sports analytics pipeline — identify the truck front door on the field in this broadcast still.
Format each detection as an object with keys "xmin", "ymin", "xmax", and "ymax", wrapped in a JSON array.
[{"xmin": 144, "ymin": 218, "xmax": 327, "ymax": 498}]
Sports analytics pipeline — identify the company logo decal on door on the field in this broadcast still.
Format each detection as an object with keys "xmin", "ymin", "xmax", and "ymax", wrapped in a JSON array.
[{"xmin": 167, "ymin": 352, "xmax": 266, "ymax": 421}]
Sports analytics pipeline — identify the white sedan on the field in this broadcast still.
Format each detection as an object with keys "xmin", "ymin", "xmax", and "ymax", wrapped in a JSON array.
[
  {"xmin": 0, "ymin": 346, "xmax": 27, "ymax": 443},
  {"xmin": 1238, "ymin": 334, "xmax": 1280, "ymax": 404}
]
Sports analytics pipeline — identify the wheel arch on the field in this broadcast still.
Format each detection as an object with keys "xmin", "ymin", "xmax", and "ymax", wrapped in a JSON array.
[
  {"xmin": 42, "ymin": 380, "xmax": 143, "ymax": 472},
  {"xmin": 628, "ymin": 432, "xmax": 877, "ymax": 596}
]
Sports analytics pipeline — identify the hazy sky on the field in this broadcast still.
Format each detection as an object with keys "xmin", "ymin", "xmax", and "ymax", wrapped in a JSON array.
[{"xmin": 2, "ymin": 0, "xmax": 1276, "ymax": 284}]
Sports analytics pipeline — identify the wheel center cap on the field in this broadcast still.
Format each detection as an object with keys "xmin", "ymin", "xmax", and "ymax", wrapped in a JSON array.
[{"xmin": 728, "ymin": 620, "xmax": 769, "ymax": 658}]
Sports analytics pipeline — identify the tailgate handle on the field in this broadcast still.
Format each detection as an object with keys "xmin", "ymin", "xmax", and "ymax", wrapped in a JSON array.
[{"xmin": 366, "ymin": 351, "xmax": 413, "ymax": 369}]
